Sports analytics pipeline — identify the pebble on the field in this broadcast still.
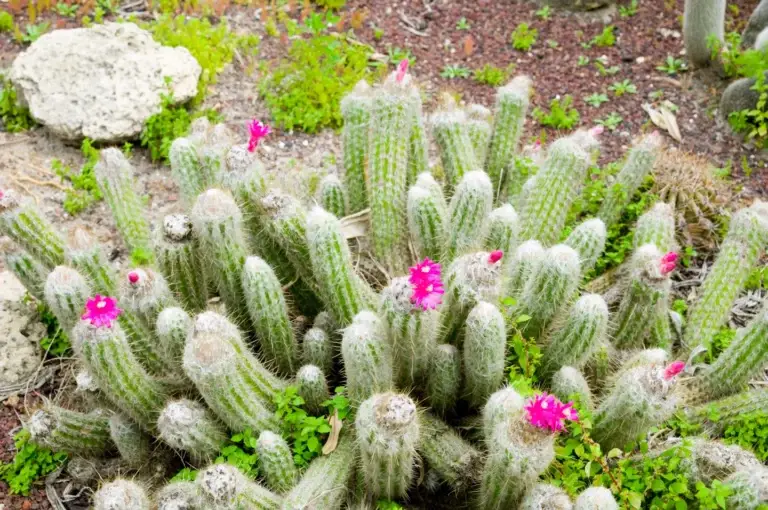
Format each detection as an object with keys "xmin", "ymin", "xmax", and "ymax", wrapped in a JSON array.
[{"xmin": 636, "ymin": 56, "xmax": 646, "ymax": 64}]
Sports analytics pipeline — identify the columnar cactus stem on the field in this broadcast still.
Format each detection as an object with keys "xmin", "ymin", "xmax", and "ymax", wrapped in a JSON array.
[
  {"xmin": 426, "ymin": 344, "xmax": 461, "ymax": 415},
  {"xmin": 419, "ymin": 413, "xmax": 483, "ymax": 493},
  {"xmin": 464, "ymin": 301, "xmax": 506, "ymax": 407},
  {"xmin": 297, "ymin": 364, "xmax": 331, "ymax": 415},
  {"xmin": 482, "ymin": 387, "xmax": 525, "ymax": 442},
  {"xmin": 683, "ymin": 202, "xmax": 768, "ymax": 354},
  {"xmin": 466, "ymin": 104, "xmax": 492, "ymax": 167},
  {"xmin": 683, "ymin": 0, "xmax": 726, "ymax": 67},
  {"xmin": 155, "ymin": 214, "xmax": 209, "ymax": 312},
  {"xmin": 574, "ymin": 487, "xmax": 619, "ymax": 510},
  {"xmin": 155, "ymin": 307, "xmax": 192, "ymax": 373},
  {"xmin": 44, "ymin": 266, "xmax": 92, "ymax": 332},
  {"xmin": 367, "ymin": 71, "xmax": 413, "ymax": 275},
  {"xmin": 282, "ymin": 433, "xmax": 356, "ymax": 510},
  {"xmin": 5, "ymin": 249, "xmax": 48, "ymax": 300},
  {"xmin": 633, "ymin": 202, "xmax": 677, "ymax": 253},
  {"xmin": 93, "ymin": 480, "xmax": 151, "ymax": 510},
  {"xmin": 484, "ymin": 204, "xmax": 521, "ymax": 256},
  {"xmin": 73, "ymin": 319, "xmax": 168, "ymax": 432},
  {"xmin": 356, "ymin": 392, "xmax": 420, "ymax": 499},
  {"xmin": 319, "ymin": 174, "xmax": 348, "ymax": 219},
  {"xmin": 198, "ymin": 123, "xmax": 233, "ymax": 187},
  {"xmin": 108, "ymin": 413, "xmax": 154, "ymax": 467},
  {"xmin": 551, "ymin": 366, "xmax": 594, "ymax": 411},
  {"xmin": 341, "ymin": 80, "xmax": 372, "ymax": 213},
  {"xmin": 302, "ymin": 327, "xmax": 333, "ymax": 375},
  {"xmin": 430, "ymin": 100, "xmax": 480, "ymax": 191},
  {"xmin": 341, "ymin": 311, "xmax": 393, "ymax": 404},
  {"xmin": 446, "ymin": 170, "xmax": 494, "ymax": 260},
  {"xmin": 190, "ymin": 189, "xmax": 252, "ymax": 328},
  {"xmin": 183, "ymin": 312, "xmax": 285, "ymax": 433},
  {"xmin": 242, "ymin": 256, "xmax": 298, "ymax": 376},
  {"xmin": 539, "ymin": 294, "xmax": 609, "ymax": 379},
  {"xmin": 67, "ymin": 228, "xmax": 117, "ymax": 296},
  {"xmin": 597, "ymin": 132, "xmax": 662, "ymax": 230},
  {"xmin": 94, "ymin": 149, "xmax": 153, "ymax": 259},
  {"xmin": 256, "ymin": 430, "xmax": 299, "ymax": 493},
  {"xmin": 486, "ymin": 76, "xmax": 532, "ymax": 201},
  {"xmin": 27, "ymin": 404, "xmax": 111, "ymax": 456},
  {"xmin": 505, "ymin": 240, "xmax": 545, "ymax": 298},
  {"xmin": 415, "ymin": 172, "xmax": 449, "ymax": 210},
  {"xmin": 0, "ymin": 188, "xmax": 65, "ymax": 269},
  {"xmin": 379, "ymin": 276, "xmax": 438, "ymax": 387},
  {"xmin": 564, "ymin": 218, "xmax": 607, "ymax": 276},
  {"xmin": 156, "ymin": 482, "xmax": 199, "ymax": 510},
  {"xmin": 306, "ymin": 207, "xmax": 374, "ymax": 326},
  {"xmin": 196, "ymin": 463, "xmax": 283, "ymax": 509},
  {"xmin": 170, "ymin": 136, "xmax": 205, "ymax": 205},
  {"xmin": 687, "ymin": 388, "xmax": 768, "ymax": 429},
  {"xmin": 120, "ymin": 268, "xmax": 177, "ymax": 334},
  {"xmin": 158, "ymin": 399, "xmax": 229, "ymax": 464},
  {"xmin": 407, "ymin": 81, "xmax": 430, "ymax": 186},
  {"xmin": 407, "ymin": 185, "xmax": 447, "ymax": 262},
  {"xmin": 521, "ymin": 130, "xmax": 598, "ymax": 245},
  {"xmin": 520, "ymin": 483, "xmax": 573, "ymax": 510}
]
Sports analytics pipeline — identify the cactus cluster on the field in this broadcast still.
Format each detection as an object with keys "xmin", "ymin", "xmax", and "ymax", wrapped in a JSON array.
[{"xmin": 6, "ymin": 68, "xmax": 767, "ymax": 510}]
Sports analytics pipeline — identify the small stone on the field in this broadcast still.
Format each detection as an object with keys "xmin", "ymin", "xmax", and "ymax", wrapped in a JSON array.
[{"xmin": 635, "ymin": 56, "xmax": 646, "ymax": 64}]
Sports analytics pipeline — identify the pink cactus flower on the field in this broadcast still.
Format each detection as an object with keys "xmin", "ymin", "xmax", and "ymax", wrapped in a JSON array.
[
  {"xmin": 663, "ymin": 361, "xmax": 685, "ymax": 380},
  {"xmin": 409, "ymin": 258, "xmax": 444, "ymax": 310},
  {"xmin": 488, "ymin": 250, "xmax": 504, "ymax": 264},
  {"xmin": 589, "ymin": 125, "xmax": 605, "ymax": 137},
  {"xmin": 247, "ymin": 120, "xmax": 271, "ymax": 152},
  {"xmin": 128, "ymin": 271, "xmax": 140, "ymax": 284},
  {"xmin": 409, "ymin": 258, "xmax": 442, "ymax": 286},
  {"xmin": 524, "ymin": 393, "xmax": 578, "ymax": 432},
  {"xmin": 81, "ymin": 295, "xmax": 122, "ymax": 328},
  {"xmin": 660, "ymin": 251, "xmax": 679, "ymax": 275},
  {"xmin": 395, "ymin": 59, "xmax": 409, "ymax": 83}
]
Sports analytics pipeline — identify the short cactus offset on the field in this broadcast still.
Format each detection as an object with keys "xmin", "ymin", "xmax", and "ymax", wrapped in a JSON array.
[
  {"xmin": 242, "ymin": 256, "xmax": 298, "ymax": 376},
  {"xmin": 44, "ymin": 266, "xmax": 92, "ymax": 332},
  {"xmin": 155, "ymin": 481, "xmax": 199, "ymax": 510},
  {"xmin": 0, "ymin": 188, "xmax": 66, "ymax": 269},
  {"xmin": 296, "ymin": 364, "xmax": 330, "ymax": 415},
  {"xmin": 466, "ymin": 103, "xmax": 493, "ymax": 167},
  {"xmin": 463, "ymin": 301, "xmax": 506, "ymax": 407},
  {"xmin": 93, "ymin": 479, "xmax": 151, "ymax": 510},
  {"xmin": 319, "ymin": 174, "xmax": 348, "ymax": 218},
  {"xmin": 301, "ymin": 327, "xmax": 333, "ymax": 374},
  {"xmin": 27, "ymin": 404, "xmax": 111, "ymax": 456},
  {"xmin": 108, "ymin": 413, "xmax": 154, "ymax": 467},
  {"xmin": 520, "ymin": 483, "xmax": 573, "ymax": 510},
  {"xmin": 505, "ymin": 240, "xmax": 545, "ymax": 297},
  {"xmin": 407, "ymin": 185, "xmax": 447, "ymax": 262},
  {"xmin": 155, "ymin": 214, "xmax": 209, "ymax": 312},
  {"xmin": 256, "ymin": 430, "xmax": 299, "ymax": 493},
  {"xmin": 94, "ymin": 149, "xmax": 153, "ymax": 259},
  {"xmin": 573, "ymin": 487, "xmax": 618, "ymax": 510},
  {"xmin": 430, "ymin": 99, "xmax": 481, "ymax": 191},
  {"xmin": 67, "ymin": 228, "xmax": 117, "ymax": 296},
  {"xmin": 551, "ymin": 366, "xmax": 594, "ymax": 411},
  {"xmin": 341, "ymin": 310, "xmax": 393, "ymax": 404},
  {"xmin": 419, "ymin": 413, "xmax": 483, "ymax": 493},
  {"xmin": 564, "ymin": 218, "xmax": 607, "ymax": 275},
  {"xmin": 356, "ymin": 392, "xmax": 420, "ymax": 499},
  {"xmin": 482, "ymin": 386, "xmax": 525, "ymax": 442},
  {"xmin": 196, "ymin": 463, "xmax": 283, "ymax": 509},
  {"xmin": 340, "ymin": 80, "xmax": 372, "ymax": 213},
  {"xmin": 5, "ymin": 249, "xmax": 48, "ymax": 301},
  {"xmin": 426, "ymin": 344, "xmax": 461, "ymax": 415},
  {"xmin": 158, "ymin": 399, "xmax": 229, "ymax": 464},
  {"xmin": 183, "ymin": 311, "xmax": 284, "ymax": 433},
  {"xmin": 484, "ymin": 204, "xmax": 521, "ymax": 256},
  {"xmin": 633, "ymin": 202, "xmax": 677, "ymax": 253},
  {"xmin": 446, "ymin": 170, "xmax": 494, "ymax": 260}
]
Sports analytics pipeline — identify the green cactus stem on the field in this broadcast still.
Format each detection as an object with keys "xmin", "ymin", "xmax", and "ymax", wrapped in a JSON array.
[
  {"xmin": 169, "ymin": 136, "xmax": 205, "ymax": 205},
  {"xmin": 426, "ymin": 344, "xmax": 461, "ymax": 416},
  {"xmin": 564, "ymin": 218, "xmax": 607, "ymax": 276},
  {"xmin": 551, "ymin": 366, "xmax": 594, "ymax": 411},
  {"xmin": 687, "ymin": 388, "xmax": 768, "ymax": 431},
  {"xmin": 155, "ymin": 214, "xmax": 209, "ymax": 313},
  {"xmin": 463, "ymin": 301, "xmax": 506, "ymax": 407},
  {"xmin": 633, "ymin": 202, "xmax": 677, "ymax": 253},
  {"xmin": 155, "ymin": 306, "xmax": 192, "ymax": 373},
  {"xmin": 482, "ymin": 387, "xmax": 525, "ymax": 443},
  {"xmin": 27, "ymin": 404, "xmax": 111, "ymax": 456},
  {"xmin": 407, "ymin": 184, "xmax": 447, "ymax": 262},
  {"xmin": 158, "ymin": 399, "xmax": 229, "ymax": 465},
  {"xmin": 5, "ymin": 248, "xmax": 48, "ymax": 301},
  {"xmin": 297, "ymin": 364, "xmax": 331, "ymax": 415},
  {"xmin": 256, "ymin": 430, "xmax": 299, "ymax": 493},
  {"xmin": 406, "ymin": 81, "xmax": 429, "ymax": 187},
  {"xmin": 446, "ymin": 170, "xmax": 494, "ymax": 260},
  {"xmin": 44, "ymin": 266, "xmax": 92, "ymax": 332},
  {"xmin": 301, "ymin": 327, "xmax": 333, "ymax": 375},
  {"xmin": 505, "ymin": 240, "xmax": 545, "ymax": 299},
  {"xmin": 683, "ymin": 0, "xmax": 726, "ymax": 67},
  {"xmin": 341, "ymin": 311, "xmax": 393, "ymax": 404},
  {"xmin": 340, "ymin": 80, "xmax": 372, "ymax": 213},
  {"xmin": 466, "ymin": 104, "xmax": 492, "ymax": 167},
  {"xmin": 108, "ymin": 413, "xmax": 154, "ymax": 467},
  {"xmin": 419, "ymin": 413, "xmax": 483, "ymax": 493},
  {"xmin": 319, "ymin": 174, "xmax": 348, "ymax": 219},
  {"xmin": 120, "ymin": 268, "xmax": 177, "ymax": 334},
  {"xmin": 430, "ymin": 98, "xmax": 481, "ymax": 191},
  {"xmin": 93, "ymin": 480, "xmax": 151, "ymax": 510},
  {"xmin": 196, "ymin": 463, "xmax": 283, "ymax": 509},
  {"xmin": 0, "ymin": 188, "xmax": 66, "ymax": 269},
  {"xmin": 67, "ymin": 228, "xmax": 117, "ymax": 296},
  {"xmin": 484, "ymin": 204, "xmax": 521, "ymax": 256}
]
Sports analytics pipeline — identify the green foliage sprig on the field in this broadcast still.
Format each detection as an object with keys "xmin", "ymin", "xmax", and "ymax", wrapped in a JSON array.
[
  {"xmin": 0, "ymin": 77, "xmax": 35, "ymax": 133},
  {"xmin": 0, "ymin": 430, "xmax": 67, "ymax": 496},
  {"xmin": 532, "ymin": 95, "xmax": 580, "ymax": 130},
  {"xmin": 53, "ymin": 139, "xmax": 103, "ymax": 215}
]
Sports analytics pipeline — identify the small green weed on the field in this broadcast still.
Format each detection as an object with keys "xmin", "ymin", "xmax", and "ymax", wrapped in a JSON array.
[
  {"xmin": 440, "ymin": 64, "xmax": 471, "ymax": 79},
  {"xmin": 577, "ymin": 55, "xmax": 590, "ymax": 67},
  {"xmin": 609, "ymin": 79, "xmax": 637, "ymax": 97},
  {"xmin": 0, "ymin": 430, "xmax": 68, "ymax": 496},
  {"xmin": 728, "ymin": 75, "xmax": 768, "ymax": 149},
  {"xmin": 596, "ymin": 112, "xmax": 623, "ymax": 131},
  {"xmin": 55, "ymin": 2, "xmax": 79, "ymax": 17},
  {"xmin": 532, "ymin": 95, "xmax": 580, "ymax": 130},
  {"xmin": 385, "ymin": 46, "xmax": 416, "ymax": 67},
  {"xmin": 473, "ymin": 64, "xmax": 508, "ymax": 86},
  {"xmin": 594, "ymin": 57, "xmax": 621, "ymax": 76},
  {"xmin": 53, "ymin": 139, "xmax": 103, "ymax": 215},
  {"xmin": 619, "ymin": 0, "xmax": 638, "ymax": 17},
  {"xmin": 313, "ymin": 0, "xmax": 346, "ymax": 8},
  {"xmin": 510, "ymin": 22, "xmax": 537, "ymax": 51},
  {"xmin": 536, "ymin": 5, "xmax": 552, "ymax": 20},
  {"xmin": 745, "ymin": 265, "xmax": 767, "ymax": 290},
  {"xmin": 0, "ymin": 11, "xmax": 13, "ymax": 32},
  {"xmin": 589, "ymin": 25, "xmax": 616, "ymax": 48},
  {"xmin": 37, "ymin": 302, "xmax": 72, "ymax": 357},
  {"xmin": 377, "ymin": 501, "xmax": 406, "ymax": 510},
  {"xmin": 585, "ymin": 93, "xmax": 609, "ymax": 108},
  {"xmin": 455, "ymin": 17, "xmax": 471, "ymax": 30},
  {"xmin": 20, "ymin": 22, "xmax": 49, "ymax": 43},
  {"xmin": 722, "ymin": 411, "xmax": 768, "ymax": 461},
  {"xmin": 217, "ymin": 429, "xmax": 260, "ymax": 477},
  {"xmin": 547, "ymin": 39, "xmax": 559, "ymax": 48},
  {"xmin": 656, "ymin": 55, "xmax": 688, "ymax": 75},
  {"xmin": 0, "ymin": 77, "xmax": 36, "ymax": 133}
]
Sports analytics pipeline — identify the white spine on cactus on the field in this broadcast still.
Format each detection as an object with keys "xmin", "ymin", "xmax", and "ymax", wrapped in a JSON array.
[{"xmin": 573, "ymin": 487, "xmax": 619, "ymax": 510}]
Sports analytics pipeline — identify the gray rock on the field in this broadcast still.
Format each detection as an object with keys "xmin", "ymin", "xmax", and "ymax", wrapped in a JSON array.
[
  {"xmin": 720, "ymin": 75, "xmax": 765, "ymax": 122},
  {"xmin": 0, "ymin": 271, "xmax": 43, "ymax": 387},
  {"xmin": 743, "ymin": 0, "xmax": 768, "ymax": 48},
  {"xmin": 10, "ymin": 22, "xmax": 201, "ymax": 143}
]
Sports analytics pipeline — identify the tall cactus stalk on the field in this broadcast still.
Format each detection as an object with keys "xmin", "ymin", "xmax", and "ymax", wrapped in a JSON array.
[
  {"xmin": 0, "ymin": 188, "xmax": 65, "ymax": 269},
  {"xmin": 426, "ymin": 344, "xmax": 461, "ymax": 415},
  {"xmin": 340, "ymin": 80, "xmax": 372, "ymax": 213},
  {"xmin": 341, "ymin": 311, "xmax": 393, "ymax": 404},
  {"xmin": 419, "ymin": 413, "xmax": 482, "ymax": 493},
  {"xmin": 67, "ymin": 228, "xmax": 117, "ymax": 296},
  {"xmin": 5, "ymin": 249, "xmax": 48, "ymax": 301},
  {"xmin": 505, "ymin": 240, "xmax": 545, "ymax": 298},
  {"xmin": 430, "ymin": 98, "xmax": 481, "ymax": 192},
  {"xmin": 464, "ymin": 301, "xmax": 506, "ymax": 407},
  {"xmin": 407, "ymin": 79, "xmax": 430, "ymax": 187},
  {"xmin": 155, "ymin": 214, "xmax": 209, "ymax": 312},
  {"xmin": 108, "ymin": 413, "xmax": 155, "ymax": 467},
  {"xmin": 634, "ymin": 202, "xmax": 677, "ymax": 253},
  {"xmin": 44, "ymin": 266, "xmax": 92, "ymax": 332},
  {"xmin": 446, "ymin": 171, "xmax": 494, "ymax": 260},
  {"xmin": 169, "ymin": 136, "xmax": 205, "ymax": 205},
  {"xmin": 482, "ymin": 387, "xmax": 525, "ymax": 442},
  {"xmin": 27, "ymin": 404, "xmax": 111, "ymax": 456},
  {"xmin": 256, "ymin": 430, "xmax": 299, "ymax": 493},
  {"xmin": 683, "ymin": 0, "xmax": 726, "ymax": 67},
  {"xmin": 466, "ymin": 104, "xmax": 492, "ymax": 167},
  {"xmin": 551, "ymin": 366, "xmax": 594, "ymax": 411},
  {"xmin": 407, "ymin": 184, "xmax": 447, "ymax": 262},
  {"xmin": 301, "ymin": 327, "xmax": 333, "ymax": 374},
  {"xmin": 158, "ymin": 399, "xmax": 229, "ymax": 464}
]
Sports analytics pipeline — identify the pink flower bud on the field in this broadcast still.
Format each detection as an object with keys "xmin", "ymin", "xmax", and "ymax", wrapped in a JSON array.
[
  {"xmin": 659, "ymin": 251, "xmax": 679, "ymax": 275},
  {"xmin": 396, "ymin": 59, "xmax": 409, "ymax": 83},
  {"xmin": 663, "ymin": 360, "xmax": 685, "ymax": 380},
  {"xmin": 488, "ymin": 250, "xmax": 504, "ymax": 264},
  {"xmin": 128, "ymin": 271, "xmax": 140, "ymax": 284},
  {"xmin": 589, "ymin": 125, "xmax": 605, "ymax": 137},
  {"xmin": 247, "ymin": 120, "xmax": 271, "ymax": 153}
]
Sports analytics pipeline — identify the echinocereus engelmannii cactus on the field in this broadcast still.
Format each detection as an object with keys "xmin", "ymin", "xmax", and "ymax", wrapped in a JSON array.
[
  {"xmin": 196, "ymin": 462, "xmax": 283, "ymax": 509},
  {"xmin": 633, "ymin": 202, "xmax": 677, "ymax": 253},
  {"xmin": 341, "ymin": 80, "xmax": 372, "ymax": 213},
  {"xmin": 520, "ymin": 483, "xmax": 573, "ymax": 510},
  {"xmin": 446, "ymin": 170, "xmax": 494, "ymax": 260},
  {"xmin": 484, "ymin": 204, "xmax": 521, "ymax": 256},
  {"xmin": 505, "ymin": 239, "xmax": 545, "ymax": 298},
  {"xmin": 155, "ymin": 214, "xmax": 209, "ymax": 312},
  {"xmin": 341, "ymin": 310, "xmax": 393, "ymax": 405},
  {"xmin": 67, "ymin": 228, "xmax": 117, "ymax": 296},
  {"xmin": 242, "ymin": 256, "xmax": 298, "ymax": 376},
  {"xmin": 0, "ymin": 188, "xmax": 65, "ymax": 269},
  {"xmin": 430, "ymin": 96, "xmax": 481, "ymax": 191},
  {"xmin": 158, "ymin": 399, "xmax": 229, "ymax": 465},
  {"xmin": 108, "ymin": 413, "xmax": 155, "ymax": 467},
  {"xmin": 597, "ymin": 132, "xmax": 662, "ymax": 230},
  {"xmin": 44, "ymin": 265, "xmax": 92, "ymax": 332},
  {"xmin": 466, "ymin": 103, "xmax": 492, "ymax": 167},
  {"xmin": 682, "ymin": 201, "xmax": 768, "ymax": 355},
  {"xmin": 296, "ymin": 364, "xmax": 331, "ymax": 415},
  {"xmin": 256, "ymin": 430, "xmax": 299, "ymax": 493},
  {"xmin": 564, "ymin": 218, "xmax": 607, "ymax": 276},
  {"xmin": 27, "ymin": 404, "xmax": 111, "ymax": 456},
  {"xmin": 5, "ymin": 248, "xmax": 48, "ymax": 301},
  {"xmin": 464, "ymin": 301, "xmax": 506, "ymax": 407},
  {"xmin": 93, "ymin": 479, "xmax": 151, "ymax": 510},
  {"xmin": 356, "ymin": 392, "xmax": 420, "ymax": 499},
  {"xmin": 482, "ymin": 386, "xmax": 525, "ymax": 442},
  {"xmin": 319, "ymin": 174, "xmax": 348, "ymax": 219},
  {"xmin": 426, "ymin": 344, "xmax": 461, "ymax": 416},
  {"xmin": 551, "ymin": 366, "xmax": 594, "ymax": 411},
  {"xmin": 486, "ymin": 76, "xmax": 532, "ymax": 201},
  {"xmin": 94, "ymin": 148, "xmax": 153, "ymax": 260},
  {"xmin": 407, "ymin": 184, "xmax": 447, "ymax": 262},
  {"xmin": 574, "ymin": 487, "xmax": 619, "ymax": 510}
]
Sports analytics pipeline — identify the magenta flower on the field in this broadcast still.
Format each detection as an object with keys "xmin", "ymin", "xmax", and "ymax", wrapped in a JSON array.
[
  {"xmin": 128, "ymin": 271, "xmax": 140, "ymax": 284},
  {"xmin": 247, "ymin": 120, "xmax": 271, "ymax": 152},
  {"xmin": 488, "ymin": 250, "xmax": 504, "ymax": 264},
  {"xmin": 663, "ymin": 361, "xmax": 685, "ymax": 380},
  {"xmin": 395, "ymin": 58, "xmax": 409, "ymax": 83},
  {"xmin": 409, "ymin": 258, "xmax": 441, "ymax": 285},
  {"xmin": 659, "ymin": 251, "xmax": 679, "ymax": 275},
  {"xmin": 81, "ymin": 295, "xmax": 122, "ymax": 328},
  {"xmin": 589, "ymin": 125, "xmax": 605, "ymax": 137},
  {"xmin": 524, "ymin": 393, "xmax": 578, "ymax": 432},
  {"xmin": 409, "ymin": 258, "xmax": 444, "ymax": 310}
]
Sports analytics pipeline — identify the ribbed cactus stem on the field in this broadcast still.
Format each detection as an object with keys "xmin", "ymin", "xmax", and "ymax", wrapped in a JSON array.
[
  {"xmin": 158, "ymin": 399, "xmax": 228, "ymax": 464},
  {"xmin": 191, "ymin": 189, "xmax": 252, "ymax": 328},
  {"xmin": 183, "ymin": 312, "xmax": 285, "ymax": 433},
  {"xmin": 306, "ymin": 207, "xmax": 373, "ymax": 326},
  {"xmin": 407, "ymin": 82, "xmax": 429, "ymax": 186},
  {"xmin": 0, "ymin": 188, "xmax": 65, "ymax": 269},
  {"xmin": 688, "ymin": 388, "xmax": 768, "ymax": 428},
  {"xmin": 505, "ymin": 240, "xmax": 545, "ymax": 298},
  {"xmin": 484, "ymin": 204, "xmax": 520, "ymax": 256},
  {"xmin": 296, "ymin": 364, "xmax": 330, "ymax": 415},
  {"xmin": 367, "ymin": 71, "xmax": 413, "ymax": 275},
  {"xmin": 482, "ymin": 387, "xmax": 525, "ymax": 443},
  {"xmin": 93, "ymin": 480, "xmax": 151, "ymax": 510},
  {"xmin": 724, "ymin": 470, "xmax": 766, "ymax": 510},
  {"xmin": 73, "ymin": 320, "xmax": 168, "ymax": 431},
  {"xmin": 94, "ymin": 149, "xmax": 153, "ymax": 259},
  {"xmin": 256, "ymin": 430, "xmax": 299, "ymax": 493},
  {"xmin": 5, "ymin": 249, "xmax": 48, "ymax": 300},
  {"xmin": 466, "ymin": 104, "xmax": 492, "ymax": 167},
  {"xmin": 419, "ymin": 413, "xmax": 483, "ymax": 493},
  {"xmin": 551, "ymin": 366, "xmax": 594, "ymax": 411},
  {"xmin": 463, "ymin": 301, "xmax": 506, "ymax": 407},
  {"xmin": 155, "ymin": 306, "xmax": 192, "ymax": 373},
  {"xmin": 120, "ymin": 268, "xmax": 176, "ymax": 333},
  {"xmin": 108, "ymin": 413, "xmax": 154, "ymax": 467},
  {"xmin": 446, "ymin": 170, "xmax": 494, "ymax": 260},
  {"xmin": 67, "ymin": 228, "xmax": 117, "ymax": 296},
  {"xmin": 564, "ymin": 218, "xmax": 607, "ymax": 275},
  {"xmin": 301, "ymin": 327, "xmax": 333, "ymax": 374},
  {"xmin": 242, "ymin": 256, "xmax": 298, "ymax": 376},
  {"xmin": 683, "ymin": 201, "xmax": 768, "ymax": 354},
  {"xmin": 27, "ymin": 404, "xmax": 111, "ymax": 456},
  {"xmin": 196, "ymin": 463, "xmax": 283, "ymax": 509},
  {"xmin": 155, "ymin": 214, "xmax": 209, "ymax": 312},
  {"xmin": 407, "ymin": 185, "xmax": 447, "ymax": 262},
  {"xmin": 44, "ymin": 266, "xmax": 92, "ymax": 332},
  {"xmin": 520, "ymin": 483, "xmax": 573, "ymax": 510},
  {"xmin": 356, "ymin": 392, "xmax": 420, "ymax": 499},
  {"xmin": 597, "ymin": 132, "xmax": 662, "ymax": 230},
  {"xmin": 426, "ymin": 344, "xmax": 461, "ymax": 415},
  {"xmin": 574, "ymin": 487, "xmax": 618, "ymax": 510},
  {"xmin": 282, "ymin": 433, "xmax": 355, "ymax": 510},
  {"xmin": 430, "ymin": 100, "xmax": 480, "ymax": 191},
  {"xmin": 633, "ymin": 202, "xmax": 677, "ymax": 253},
  {"xmin": 155, "ymin": 482, "xmax": 199, "ymax": 510},
  {"xmin": 169, "ymin": 136, "xmax": 205, "ymax": 205},
  {"xmin": 522, "ymin": 130, "xmax": 598, "ymax": 245},
  {"xmin": 341, "ymin": 311, "xmax": 393, "ymax": 404},
  {"xmin": 379, "ymin": 276, "xmax": 438, "ymax": 387},
  {"xmin": 612, "ymin": 245, "xmax": 673, "ymax": 350},
  {"xmin": 415, "ymin": 172, "xmax": 449, "ymax": 210},
  {"xmin": 198, "ymin": 123, "xmax": 232, "ymax": 188},
  {"xmin": 540, "ymin": 294, "xmax": 609, "ymax": 378},
  {"xmin": 341, "ymin": 80, "xmax": 372, "ymax": 213},
  {"xmin": 486, "ymin": 76, "xmax": 532, "ymax": 200},
  {"xmin": 319, "ymin": 174, "xmax": 348, "ymax": 218}
]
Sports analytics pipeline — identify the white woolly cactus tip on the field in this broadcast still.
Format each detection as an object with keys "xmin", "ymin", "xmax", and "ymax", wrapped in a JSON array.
[
  {"xmin": 155, "ymin": 481, "xmax": 198, "ymax": 510},
  {"xmin": 93, "ymin": 479, "xmax": 151, "ymax": 510},
  {"xmin": 27, "ymin": 409, "xmax": 53, "ymax": 440},
  {"xmin": 162, "ymin": 214, "xmax": 193, "ymax": 242},
  {"xmin": 457, "ymin": 170, "xmax": 493, "ymax": 192},
  {"xmin": 430, "ymin": 105, "xmax": 467, "ymax": 127},
  {"xmin": 513, "ymin": 239, "xmax": 545, "ymax": 261},
  {"xmin": 633, "ymin": 243, "xmax": 674, "ymax": 281},
  {"xmin": 482, "ymin": 386, "xmax": 525, "ymax": 439},
  {"xmin": 45, "ymin": 265, "xmax": 88, "ymax": 293},
  {"xmin": 260, "ymin": 188, "xmax": 301, "ymax": 219},
  {"xmin": 191, "ymin": 188, "xmax": 241, "ymax": 222},
  {"xmin": 380, "ymin": 276, "xmax": 414, "ymax": 313},
  {"xmin": 466, "ymin": 103, "xmax": 492, "ymax": 121},
  {"xmin": 184, "ymin": 320, "xmax": 238, "ymax": 375},
  {"xmin": 579, "ymin": 218, "xmax": 607, "ymax": 239},
  {"xmin": 498, "ymin": 75, "xmax": 532, "ymax": 104},
  {"xmin": 225, "ymin": 143, "xmax": 256, "ymax": 173},
  {"xmin": 296, "ymin": 364, "xmax": 323, "ymax": 383},
  {"xmin": 75, "ymin": 369, "xmax": 99, "ymax": 393},
  {"xmin": 95, "ymin": 148, "xmax": 134, "ymax": 179},
  {"xmin": 158, "ymin": 399, "xmax": 204, "ymax": 434},
  {"xmin": 0, "ymin": 187, "xmax": 20, "ymax": 210},
  {"xmin": 197, "ymin": 463, "xmax": 240, "ymax": 504},
  {"xmin": 375, "ymin": 392, "xmax": 418, "ymax": 430},
  {"xmin": 157, "ymin": 307, "xmax": 192, "ymax": 336},
  {"xmin": 193, "ymin": 310, "xmax": 240, "ymax": 338},
  {"xmin": 520, "ymin": 483, "xmax": 573, "ymax": 510},
  {"xmin": 256, "ymin": 429, "xmax": 284, "ymax": 449},
  {"xmin": 573, "ymin": 486, "xmax": 618, "ymax": 510},
  {"xmin": 547, "ymin": 244, "xmax": 581, "ymax": 272}
]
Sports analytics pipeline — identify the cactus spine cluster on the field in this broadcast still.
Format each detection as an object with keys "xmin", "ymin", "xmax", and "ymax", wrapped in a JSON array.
[
  {"xmin": 446, "ymin": 170, "xmax": 494, "ymax": 259},
  {"xmin": 67, "ymin": 228, "xmax": 117, "ymax": 296},
  {"xmin": 426, "ymin": 344, "xmax": 461, "ymax": 415},
  {"xmin": 464, "ymin": 301, "xmax": 506, "ymax": 407},
  {"xmin": 44, "ymin": 265, "xmax": 92, "ymax": 332},
  {"xmin": 5, "ymin": 248, "xmax": 48, "ymax": 300},
  {"xmin": 256, "ymin": 430, "xmax": 299, "ymax": 493},
  {"xmin": 466, "ymin": 103, "xmax": 492, "ymax": 167},
  {"xmin": 296, "ymin": 364, "xmax": 330, "ymax": 414},
  {"xmin": 108, "ymin": 413, "xmax": 155, "ymax": 467},
  {"xmin": 634, "ymin": 202, "xmax": 677, "ymax": 252},
  {"xmin": 158, "ymin": 399, "xmax": 228, "ymax": 464},
  {"xmin": 564, "ymin": 218, "xmax": 607, "ymax": 275},
  {"xmin": 407, "ymin": 177, "xmax": 448, "ymax": 261},
  {"xmin": 484, "ymin": 203, "xmax": 521, "ymax": 255},
  {"xmin": 93, "ymin": 479, "xmax": 151, "ymax": 510}
]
